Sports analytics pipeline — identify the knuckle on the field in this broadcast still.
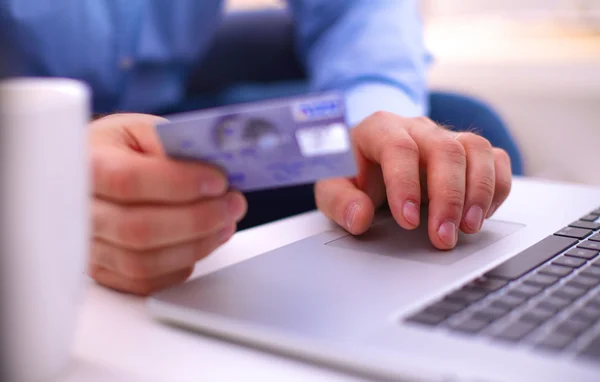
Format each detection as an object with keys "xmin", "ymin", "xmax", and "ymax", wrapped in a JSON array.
[
  {"xmin": 384, "ymin": 136, "xmax": 419, "ymax": 159},
  {"xmin": 494, "ymin": 148, "xmax": 511, "ymax": 164},
  {"xmin": 496, "ymin": 175, "xmax": 512, "ymax": 197},
  {"xmin": 192, "ymin": 200, "xmax": 227, "ymax": 234},
  {"xmin": 120, "ymin": 251, "xmax": 157, "ymax": 280},
  {"xmin": 473, "ymin": 172, "xmax": 496, "ymax": 199},
  {"xmin": 131, "ymin": 280, "xmax": 156, "ymax": 296},
  {"xmin": 438, "ymin": 137, "xmax": 467, "ymax": 166},
  {"xmin": 441, "ymin": 186, "xmax": 465, "ymax": 210},
  {"xmin": 99, "ymin": 160, "xmax": 137, "ymax": 199},
  {"xmin": 370, "ymin": 110, "xmax": 397, "ymax": 123},
  {"xmin": 463, "ymin": 133, "xmax": 493, "ymax": 152},
  {"xmin": 399, "ymin": 177, "xmax": 421, "ymax": 195},
  {"xmin": 91, "ymin": 200, "xmax": 110, "ymax": 236},
  {"xmin": 117, "ymin": 210, "xmax": 152, "ymax": 249},
  {"xmin": 414, "ymin": 116, "xmax": 436, "ymax": 127},
  {"xmin": 364, "ymin": 111, "xmax": 400, "ymax": 132}
]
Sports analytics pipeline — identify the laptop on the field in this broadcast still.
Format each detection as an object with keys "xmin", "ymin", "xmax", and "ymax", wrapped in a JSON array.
[{"xmin": 148, "ymin": 178, "xmax": 600, "ymax": 381}]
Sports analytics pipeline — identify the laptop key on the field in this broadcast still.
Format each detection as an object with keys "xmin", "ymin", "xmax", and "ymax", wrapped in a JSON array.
[
  {"xmin": 565, "ymin": 248, "xmax": 599, "ymax": 260},
  {"xmin": 495, "ymin": 321, "xmax": 537, "ymax": 342},
  {"xmin": 535, "ymin": 332, "xmax": 574, "ymax": 351},
  {"xmin": 581, "ymin": 266, "xmax": 600, "ymax": 278},
  {"xmin": 485, "ymin": 236, "xmax": 578, "ymax": 280},
  {"xmin": 552, "ymin": 255, "xmax": 587, "ymax": 268},
  {"xmin": 520, "ymin": 307, "xmax": 555, "ymax": 324},
  {"xmin": 523, "ymin": 273, "xmax": 559, "ymax": 287},
  {"xmin": 491, "ymin": 294, "xmax": 527, "ymax": 310},
  {"xmin": 589, "ymin": 233, "xmax": 600, "ymax": 242},
  {"xmin": 507, "ymin": 284, "xmax": 543, "ymax": 298},
  {"xmin": 580, "ymin": 214, "xmax": 599, "ymax": 222},
  {"xmin": 406, "ymin": 311, "xmax": 446, "ymax": 326},
  {"xmin": 555, "ymin": 227, "xmax": 593, "ymax": 240},
  {"xmin": 555, "ymin": 319, "xmax": 591, "ymax": 336},
  {"xmin": 465, "ymin": 276, "xmax": 508, "ymax": 293},
  {"xmin": 592, "ymin": 257, "xmax": 600, "ymax": 267},
  {"xmin": 471, "ymin": 306, "xmax": 509, "ymax": 322},
  {"xmin": 450, "ymin": 317, "xmax": 489, "ymax": 333},
  {"xmin": 445, "ymin": 289, "xmax": 486, "ymax": 304},
  {"xmin": 587, "ymin": 295, "xmax": 600, "ymax": 308},
  {"xmin": 552, "ymin": 284, "xmax": 588, "ymax": 301},
  {"xmin": 569, "ymin": 221, "xmax": 600, "ymax": 230},
  {"xmin": 578, "ymin": 241, "xmax": 600, "ymax": 251},
  {"xmin": 569, "ymin": 274, "xmax": 599, "ymax": 289},
  {"xmin": 425, "ymin": 300, "xmax": 466, "ymax": 317},
  {"xmin": 571, "ymin": 305, "xmax": 600, "ymax": 323},
  {"xmin": 578, "ymin": 332, "xmax": 600, "ymax": 360},
  {"xmin": 536, "ymin": 296, "xmax": 571, "ymax": 313},
  {"xmin": 538, "ymin": 264, "xmax": 573, "ymax": 277}
]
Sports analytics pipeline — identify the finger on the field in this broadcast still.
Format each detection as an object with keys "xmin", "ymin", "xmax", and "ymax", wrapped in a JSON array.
[
  {"xmin": 487, "ymin": 148, "xmax": 513, "ymax": 218},
  {"xmin": 91, "ymin": 225, "xmax": 235, "ymax": 280},
  {"xmin": 353, "ymin": 144, "xmax": 387, "ymax": 209},
  {"xmin": 315, "ymin": 178, "xmax": 375, "ymax": 235},
  {"xmin": 93, "ymin": 192, "xmax": 247, "ymax": 250},
  {"xmin": 92, "ymin": 146, "xmax": 228, "ymax": 203},
  {"xmin": 352, "ymin": 112, "xmax": 422, "ymax": 229},
  {"xmin": 88, "ymin": 264, "xmax": 194, "ymax": 296},
  {"xmin": 455, "ymin": 133, "xmax": 495, "ymax": 234},
  {"xmin": 406, "ymin": 120, "xmax": 467, "ymax": 249}
]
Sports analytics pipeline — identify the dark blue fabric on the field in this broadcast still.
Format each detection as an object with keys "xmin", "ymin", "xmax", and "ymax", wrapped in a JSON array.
[
  {"xmin": 177, "ymin": 9, "xmax": 524, "ymax": 230},
  {"xmin": 428, "ymin": 92, "xmax": 523, "ymax": 176}
]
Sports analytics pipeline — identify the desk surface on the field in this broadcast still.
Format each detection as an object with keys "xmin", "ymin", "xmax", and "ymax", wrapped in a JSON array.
[
  {"xmin": 69, "ymin": 204, "xmax": 363, "ymax": 382},
  {"xmin": 65, "ymin": 177, "xmax": 567, "ymax": 382}
]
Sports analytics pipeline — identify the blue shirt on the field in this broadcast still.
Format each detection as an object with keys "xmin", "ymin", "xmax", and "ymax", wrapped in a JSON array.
[{"xmin": 0, "ymin": 0, "xmax": 429, "ymax": 126}]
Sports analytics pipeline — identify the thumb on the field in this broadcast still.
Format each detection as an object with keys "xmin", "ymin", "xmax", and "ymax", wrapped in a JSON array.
[
  {"xmin": 314, "ymin": 178, "xmax": 375, "ymax": 235},
  {"xmin": 89, "ymin": 113, "xmax": 168, "ymax": 155}
]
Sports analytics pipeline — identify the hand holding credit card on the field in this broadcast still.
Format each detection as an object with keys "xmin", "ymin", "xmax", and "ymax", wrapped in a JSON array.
[{"xmin": 155, "ymin": 93, "xmax": 358, "ymax": 192}]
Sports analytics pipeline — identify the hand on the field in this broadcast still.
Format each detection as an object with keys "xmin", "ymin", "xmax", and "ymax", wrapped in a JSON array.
[
  {"xmin": 88, "ymin": 114, "xmax": 247, "ymax": 295},
  {"xmin": 315, "ymin": 112, "xmax": 512, "ymax": 250}
]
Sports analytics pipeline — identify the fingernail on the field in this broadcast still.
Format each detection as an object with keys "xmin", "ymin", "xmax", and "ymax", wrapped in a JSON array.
[
  {"xmin": 402, "ymin": 201, "xmax": 420, "ymax": 227},
  {"xmin": 219, "ymin": 225, "xmax": 235, "ymax": 243},
  {"xmin": 202, "ymin": 178, "xmax": 226, "ymax": 196},
  {"xmin": 226, "ymin": 194, "xmax": 245, "ymax": 220},
  {"xmin": 486, "ymin": 203, "xmax": 499, "ymax": 219},
  {"xmin": 464, "ymin": 205, "xmax": 483, "ymax": 231},
  {"xmin": 437, "ymin": 221, "xmax": 457, "ymax": 247},
  {"xmin": 345, "ymin": 203, "xmax": 360, "ymax": 232}
]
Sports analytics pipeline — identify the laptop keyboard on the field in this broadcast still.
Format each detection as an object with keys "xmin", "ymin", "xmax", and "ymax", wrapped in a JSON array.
[{"xmin": 405, "ymin": 207, "xmax": 600, "ymax": 363}]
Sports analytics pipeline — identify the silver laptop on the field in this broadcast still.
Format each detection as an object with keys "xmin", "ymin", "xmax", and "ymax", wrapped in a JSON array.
[{"xmin": 148, "ymin": 179, "xmax": 600, "ymax": 382}]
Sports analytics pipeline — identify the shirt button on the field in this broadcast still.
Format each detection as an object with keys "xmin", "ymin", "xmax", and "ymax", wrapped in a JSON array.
[{"xmin": 119, "ymin": 57, "xmax": 134, "ymax": 70}]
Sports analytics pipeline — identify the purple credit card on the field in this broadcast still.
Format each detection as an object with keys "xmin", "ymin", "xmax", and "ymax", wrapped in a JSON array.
[{"xmin": 155, "ymin": 92, "xmax": 358, "ymax": 192}]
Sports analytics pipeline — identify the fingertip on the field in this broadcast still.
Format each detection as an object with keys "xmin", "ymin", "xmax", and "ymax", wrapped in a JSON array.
[
  {"xmin": 401, "ymin": 200, "xmax": 421, "ymax": 230},
  {"xmin": 428, "ymin": 211, "xmax": 458, "ymax": 251},
  {"xmin": 344, "ymin": 199, "xmax": 374, "ymax": 235},
  {"xmin": 200, "ymin": 174, "xmax": 228, "ymax": 197},
  {"xmin": 460, "ymin": 205, "xmax": 484, "ymax": 234}
]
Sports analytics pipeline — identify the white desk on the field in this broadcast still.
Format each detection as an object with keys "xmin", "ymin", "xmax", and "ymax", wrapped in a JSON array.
[
  {"xmin": 67, "ymin": 203, "xmax": 367, "ymax": 382},
  {"xmin": 65, "ymin": 177, "xmax": 558, "ymax": 381}
]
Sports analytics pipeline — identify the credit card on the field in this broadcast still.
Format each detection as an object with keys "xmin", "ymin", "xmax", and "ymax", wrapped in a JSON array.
[{"xmin": 155, "ymin": 92, "xmax": 357, "ymax": 192}]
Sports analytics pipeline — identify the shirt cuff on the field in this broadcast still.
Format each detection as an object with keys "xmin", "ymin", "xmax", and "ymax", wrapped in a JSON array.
[{"xmin": 344, "ymin": 83, "xmax": 426, "ymax": 127}]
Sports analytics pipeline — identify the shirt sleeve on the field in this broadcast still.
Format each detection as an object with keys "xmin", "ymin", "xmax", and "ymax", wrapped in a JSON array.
[
  {"xmin": 0, "ymin": 0, "xmax": 143, "ymax": 112},
  {"xmin": 286, "ymin": 0, "xmax": 430, "ymax": 126}
]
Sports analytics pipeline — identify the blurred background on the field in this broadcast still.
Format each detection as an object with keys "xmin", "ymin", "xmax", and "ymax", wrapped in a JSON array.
[{"xmin": 229, "ymin": 0, "xmax": 600, "ymax": 186}]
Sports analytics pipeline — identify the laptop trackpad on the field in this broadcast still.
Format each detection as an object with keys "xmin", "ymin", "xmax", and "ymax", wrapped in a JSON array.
[{"xmin": 325, "ymin": 217, "xmax": 524, "ymax": 266}]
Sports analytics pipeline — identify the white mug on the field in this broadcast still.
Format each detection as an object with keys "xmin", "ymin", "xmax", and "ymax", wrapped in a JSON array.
[{"xmin": 0, "ymin": 78, "xmax": 91, "ymax": 382}]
